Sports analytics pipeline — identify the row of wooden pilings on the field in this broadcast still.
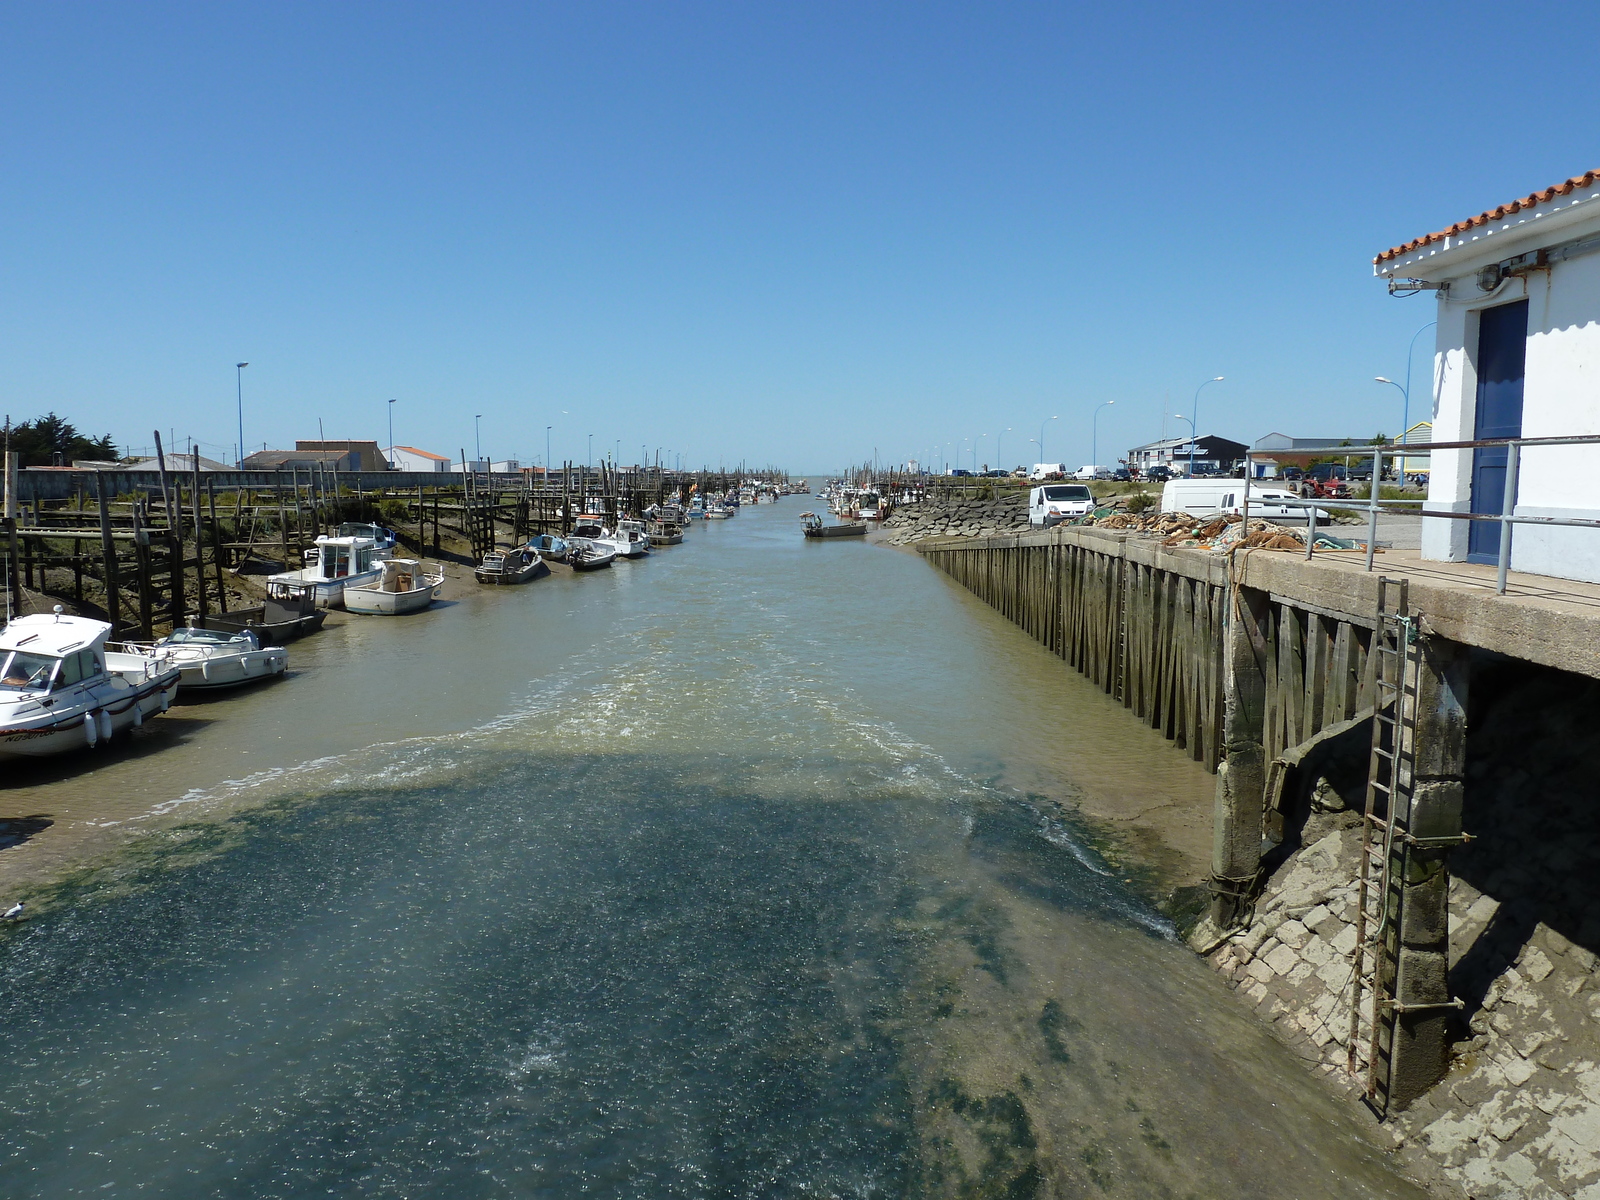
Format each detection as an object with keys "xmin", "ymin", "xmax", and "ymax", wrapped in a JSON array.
[{"xmin": 919, "ymin": 526, "xmax": 1470, "ymax": 1113}]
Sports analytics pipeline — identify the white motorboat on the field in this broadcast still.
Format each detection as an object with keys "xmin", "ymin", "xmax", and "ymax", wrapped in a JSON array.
[
  {"xmin": 148, "ymin": 626, "xmax": 288, "ymax": 692},
  {"xmin": 567, "ymin": 539, "xmax": 618, "ymax": 570},
  {"xmin": 613, "ymin": 520, "xmax": 653, "ymax": 558},
  {"xmin": 268, "ymin": 533, "xmax": 389, "ymax": 609},
  {"xmin": 704, "ymin": 503, "xmax": 731, "ymax": 519},
  {"xmin": 0, "ymin": 610, "xmax": 180, "ymax": 759},
  {"xmin": 342, "ymin": 558, "xmax": 445, "ymax": 615}
]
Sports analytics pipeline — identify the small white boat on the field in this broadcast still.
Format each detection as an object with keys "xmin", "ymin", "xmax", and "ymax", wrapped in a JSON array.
[
  {"xmin": 150, "ymin": 626, "xmax": 288, "ymax": 692},
  {"xmin": 0, "ymin": 609, "xmax": 180, "ymax": 759},
  {"xmin": 704, "ymin": 504, "xmax": 731, "ymax": 519},
  {"xmin": 613, "ymin": 520, "xmax": 653, "ymax": 558},
  {"xmin": 475, "ymin": 544, "xmax": 544, "ymax": 585},
  {"xmin": 269, "ymin": 534, "xmax": 389, "ymax": 609},
  {"xmin": 567, "ymin": 539, "xmax": 618, "ymax": 570},
  {"xmin": 342, "ymin": 559, "xmax": 445, "ymax": 615}
]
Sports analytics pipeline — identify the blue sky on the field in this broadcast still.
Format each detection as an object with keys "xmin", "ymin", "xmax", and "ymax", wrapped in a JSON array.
[{"xmin": 2, "ymin": 2, "xmax": 1597, "ymax": 474}]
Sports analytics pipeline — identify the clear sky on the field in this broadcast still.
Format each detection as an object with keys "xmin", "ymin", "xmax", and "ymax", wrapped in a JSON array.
[{"xmin": 2, "ymin": 2, "xmax": 1597, "ymax": 474}]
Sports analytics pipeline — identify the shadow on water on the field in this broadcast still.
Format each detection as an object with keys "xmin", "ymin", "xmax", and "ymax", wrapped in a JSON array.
[{"xmin": 0, "ymin": 750, "xmax": 1427, "ymax": 1200}]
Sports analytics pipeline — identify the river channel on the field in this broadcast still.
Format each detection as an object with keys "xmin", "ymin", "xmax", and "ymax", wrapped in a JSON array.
[{"xmin": 0, "ymin": 495, "xmax": 1427, "ymax": 1198}]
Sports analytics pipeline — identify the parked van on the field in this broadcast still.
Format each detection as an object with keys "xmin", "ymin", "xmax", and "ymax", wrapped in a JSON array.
[
  {"xmin": 1073, "ymin": 465, "xmax": 1115, "ymax": 481},
  {"xmin": 1027, "ymin": 462, "xmax": 1070, "ymax": 481},
  {"xmin": 1029, "ymin": 483, "xmax": 1095, "ymax": 526},
  {"xmin": 1160, "ymin": 479, "xmax": 1330, "ymax": 523}
]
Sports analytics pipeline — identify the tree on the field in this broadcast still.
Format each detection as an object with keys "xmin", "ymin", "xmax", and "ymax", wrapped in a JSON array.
[{"xmin": 3, "ymin": 413, "xmax": 118, "ymax": 466}]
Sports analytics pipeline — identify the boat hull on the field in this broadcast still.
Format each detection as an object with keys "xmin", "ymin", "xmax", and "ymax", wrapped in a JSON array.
[
  {"xmin": 803, "ymin": 523, "xmax": 868, "ymax": 538},
  {"xmin": 343, "ymin": 580, "xmax": 443, "ymax": 614},
  {"xmin": 0, "ymin": 671, "xmax": 179, "ymax": 759}
]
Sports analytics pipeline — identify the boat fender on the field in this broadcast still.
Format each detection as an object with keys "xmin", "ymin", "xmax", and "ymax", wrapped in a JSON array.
[
  {"xmin": 98, "ymin": 710, "xmax": 114, "ymax": 742},
  {"xmin": 84, "ymin": 711, "xmax": 99, "ymax": 748},
  {"xmin": 132, "ymin": 703, "xmax": 144, "ymax": 728},
  {"xmin": 201, "ymin": 660, "xmax": 211, "ymax": 682},
  {"xmin": 160, "ymin": 687, "xmax": 172, "ymax": 712}
]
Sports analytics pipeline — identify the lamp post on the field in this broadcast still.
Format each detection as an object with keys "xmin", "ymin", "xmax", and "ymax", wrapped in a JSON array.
[
  {"xmin": 546, "ymin": 425, "xmax": 552, "ymax": 481},
  {"xmin": 587, "ymin": 434, "xmax": 593, "ymax": 479},
  {"xmin": 1378, "ymin": 320, "xmax": 1437, "ymax": 448},
  {"xmin": 1170, "ymin": 413, "xmax": 1193, "ymax": 476},
  {"xmin": 1188, "ymin": 377, "xmax": 1224, "ymax": 473},
  {"xmin": 1036, "ymin": 415, "xmax": 1059, "ymax": 464},
  {"xmin": 474, "ymin": 414, "xmax": 483, "ymax": 469},
  {"xmin": 386, "ymin": 398, "xmax": 396, "ymax": 469},
  {"xmin": 1092, "ymin": 400, "xmax": 1115, "ymax": 470},
  {"xmin": 235, "ymin": 363, "xmax": 249, "ymax": 468},
  {"xmin": 1375, "ymin": 377, "xmax": 1407, "ymax": 479}
]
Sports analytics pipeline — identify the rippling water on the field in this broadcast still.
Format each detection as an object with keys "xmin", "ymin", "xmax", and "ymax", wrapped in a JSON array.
[{"xmin": 0, "ymin": 497, "xmax": 1424, "ymax": 1197}]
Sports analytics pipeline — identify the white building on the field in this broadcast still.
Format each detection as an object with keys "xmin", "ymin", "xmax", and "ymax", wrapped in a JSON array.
[
  {"xmin": 386, "ymin": 446, "xmax": 452, "ymax": 473},
  {"xmin": 1374, "ymin": 169, "xmax": 1600, "ymax": 582}
]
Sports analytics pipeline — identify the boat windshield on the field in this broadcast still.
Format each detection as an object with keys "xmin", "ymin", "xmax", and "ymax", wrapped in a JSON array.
[
  {"xmin": 164, "ymin": 628, "xmax": 248, "ymax": 647},
  {"xmin": 0, "ymin": 651, "xmax": 58, "ymax": 691}
]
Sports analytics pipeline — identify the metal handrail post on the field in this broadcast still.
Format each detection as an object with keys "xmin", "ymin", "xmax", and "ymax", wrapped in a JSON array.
[
  {"xmin": 1496, "ymin": 440, "xmax": 1522, "ymax": 595},
  {"xmin": 1241, "ymin": 452, "xmax": 1251, "ymax": 528},
  {"xmin": 1305, "ymin": 494, "xmax": 1318, "ymax": 560},
  {"xmin": 1365, "ymin": 445, "xmax": 1382, "ymax": 571}
]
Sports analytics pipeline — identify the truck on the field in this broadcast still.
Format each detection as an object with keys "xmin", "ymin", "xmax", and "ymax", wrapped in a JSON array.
[{"xmin": 1028, "ymin": 463, "xmax": 1070, "ymax": 481}]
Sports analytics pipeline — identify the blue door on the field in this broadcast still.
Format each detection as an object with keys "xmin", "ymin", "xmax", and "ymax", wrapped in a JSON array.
[{"xmin": 1468, "ymin": 299, "xmax": 1528, "ymax": 562}]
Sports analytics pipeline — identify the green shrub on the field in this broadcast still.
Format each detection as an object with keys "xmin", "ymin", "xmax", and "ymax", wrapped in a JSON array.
[
  {"xmin": 1125, "ymin": 490, "xmax": 1155, "ymax": 514},
  {"xmin": 378, "ymin": 497, "xmax": 410, "ymax": 523}
]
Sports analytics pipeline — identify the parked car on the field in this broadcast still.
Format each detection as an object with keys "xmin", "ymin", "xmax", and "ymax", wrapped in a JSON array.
[
  {"xmin": 1028, "ymin": 483, "xmax": 1095, "ymax": 526},
  {"xmin": 1280, "ymin": 466, "xmax": 1304, "ymax": 481},
  {"xmin": 1145, "ymin": 465, "xmax": 1173, "ymax": 482},
  {"xmin": 980, "ymin": 469, "xmax": 1009, "ymax": 478},
  {"xmin": 1307, "ymin": 463, "xmax": 1347, "ymax": 482},
  {"xmin": 947, "ymin": 468, "xmax": 973, "ymax": 477},
  {"xmin": 1112, "ymin": 467, "xmax": 1131, "ymax": 482}
]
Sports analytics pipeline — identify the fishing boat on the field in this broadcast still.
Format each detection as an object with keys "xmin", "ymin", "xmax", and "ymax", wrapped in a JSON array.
[
  {"xmin": 613, "ymin": 520, "xmax": 653, "ymax": 558},
  {"xmin": 529, "ymin": 533, "xmax": 569, "ymax": 562},
  {"xmin": 704, "ymin": 503, "xmax": 731, "ymax": 519},
  {"xmin": 801, "ymin": 512, "xmax": 867, "ymax": 539},
  {"xmin": 567, "ymin": 540, "xmax": 617, "ymax": 570},
  {"xmin": 645, "ymin": 518, "xmax": 684, "ymax": 545},
  {"xmin": 198, "ymin": 579, "xmax": 326, "ymax": 644},
  {"xmin": 342, "ymin": 558, "xmax": 445, "ymax": 615},
  {"xmin": 474, "ymin": 543, "xmax": 544, "ymax": 585},
  {"xmin": 0, "ymin": 610, "xmax": 180, "ymax": 759},
  {"xmin": 268, "ymin": 533, "xmax": 389, "ymax": 608},
  {"xmin": 149, "ymin": 626, "xmax": 288, "ymax": 692}
]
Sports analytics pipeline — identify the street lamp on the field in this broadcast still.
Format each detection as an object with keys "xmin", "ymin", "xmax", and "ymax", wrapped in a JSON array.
[
  {"xmin": 1189, "ymin": 377, "xmax": 1224, "ymax": 474},
  {"xmin": 474, "ymin": 414, "xmax": 483, "ymax": 468},
  {"xmin": 387, "ymin": 398, "xmax": 397, "ymax": 469},
  {"xmin": 235, "ymin": 364, "xmax": 249, "ymax": 468},
  {"xmin": 587, "ymin": 433, "xmax": 593, "ymax": 477},
  {"xmin": 546, "ymin": 425, "xmax": 552, "ymax": 480},
  {"xmin": 1092, "ymin": 400, "xmax": 1115, "ymax": 469},
  {"xmin": 1036, "ymin": 415, "xmax": 1059, "ymax": 463},
  {"xmin": 974, "ymin": 433, "xmax": 987, "ymax": 472}
]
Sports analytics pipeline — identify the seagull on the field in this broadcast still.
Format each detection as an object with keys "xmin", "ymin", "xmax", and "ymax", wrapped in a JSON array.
[{"xmin": 3, "ymin": 902, "xmax": 23, "ymax": 919}]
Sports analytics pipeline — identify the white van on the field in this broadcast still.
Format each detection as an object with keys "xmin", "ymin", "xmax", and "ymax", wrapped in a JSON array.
[
  {"xmin": 1160, "ymin": 479, "xmax": 1329, "ymax": 523},
  {"xmin": 1027, "ymin": 462, "xmax": 1070, "ymax": 481},
  {"xmin": 1074, "ymin": 465, "xmax": 1114, "ymax": 481},
  {"xmin": 1029, "ymin": 483, "xmax": 1095, "ymax": 526}
]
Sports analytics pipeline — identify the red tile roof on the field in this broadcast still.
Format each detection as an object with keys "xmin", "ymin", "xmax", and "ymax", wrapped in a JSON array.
[{"xmin": 1374, "ymin": 169, "xmax": 1600, "ymax": 265}]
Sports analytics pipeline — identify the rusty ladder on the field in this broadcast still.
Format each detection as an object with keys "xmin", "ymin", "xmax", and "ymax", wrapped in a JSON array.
[{"xmin": 1347, "ymin": 576, "xmax": 1415, "ymax": 1115}]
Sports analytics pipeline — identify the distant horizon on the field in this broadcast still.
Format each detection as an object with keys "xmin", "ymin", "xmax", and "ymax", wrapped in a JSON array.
[{"xmin": 2, "ymin": 3, "xmax": 1595, "ymax": 475}]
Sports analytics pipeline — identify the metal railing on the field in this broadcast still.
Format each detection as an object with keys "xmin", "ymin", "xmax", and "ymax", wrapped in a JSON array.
[{"xmin": 1242, "ymin": 434, "xmax": 1600, "ymax": 595}]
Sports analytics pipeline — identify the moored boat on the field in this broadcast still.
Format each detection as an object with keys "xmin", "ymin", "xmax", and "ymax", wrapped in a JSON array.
[
  {"xmin": 0, "ymin": 610, "xmax": 180, "ymax": 759},
  {"xmin": 149, "ymin": 626, "xmax": 288, "ymax": 692},
  {"xmin": 800, "ymin": 512, "xmax": 867, "ymax": 538},
  {"xmin": 475, "ymin": 544, "xmax": 544, "ymax": 585},
  {"xmin": 198, "ymin": 579, "xmax": 326, "ymax": 644},
  {"xmin": 568, "ymin": 540, "xmax": 617, "ymax": 570},
  {"xmin": 268, "ymin": 533, "xmax": 389, "ymax": 609},
  {"xmin": 342, "ymin": 559, "xmax": 445, "ymax": 615},
  {"xmin": 529, "ymin": 533, "xmax": 570, "ymax": 562}
]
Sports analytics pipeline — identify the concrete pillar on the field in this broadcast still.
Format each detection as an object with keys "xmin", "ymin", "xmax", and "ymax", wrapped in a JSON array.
[
  {"xmin": 1387, "ymin": 632, "xmax": 1469, "ymax": 1111},
  {"xmin": 1210, "ymin": 585, "xmax": 1271, "ymax": 927}
]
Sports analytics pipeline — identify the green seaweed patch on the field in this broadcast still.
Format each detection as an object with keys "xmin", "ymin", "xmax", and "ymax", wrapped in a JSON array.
[
  {"xmin": 922, "ymin": 1078, "xmax": 1043, "ymax": 1199},
  {"xmin": 1038, "ymin": 998, "xmax": 1081, "ymax": 1064}
]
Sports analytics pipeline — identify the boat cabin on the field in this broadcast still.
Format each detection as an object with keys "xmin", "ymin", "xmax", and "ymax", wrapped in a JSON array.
[
  {"xmin": 0, "ymin": 613, "xmax": 111, "ymax": 695},
  {"xmin": 311, "ymin": 536, "xmax": 384, "ymax": 581}
]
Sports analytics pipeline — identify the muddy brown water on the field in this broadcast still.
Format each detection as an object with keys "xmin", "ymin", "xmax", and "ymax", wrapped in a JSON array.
[{"xmin": 0, "ymin": 495, "xmax": 1426, "ymax": 1197}]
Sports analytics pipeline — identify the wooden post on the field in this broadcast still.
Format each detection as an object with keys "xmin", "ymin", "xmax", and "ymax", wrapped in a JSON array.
[
  {"xmin": 94, "ymin": 473, "xmax": 122, "ymax": 633},
  {"xmin": 4, "ymin": 450, "xmax": 20, "ymax": 618},
  {"xmin": 192, "ymin": 461, "xmax": 207, "ymax": 621},
  {"xmin": 1210, "ymin": 584, "xmax": 1271, "ymax": 928},
  {"xmin": 1387, "ymin": 633, "xmax": 1469, "ymax": 1111},
  {"xmin": 134, "ymin": 513, "xmax": 153, "ymax": 639},
  {"xmin": 276, "ymin": 472, "xmax": 290, "ymax": 569},
  {"xmin": 208, "ymin": 477, "xmax": 227, "ymax": 614},
  {"xmin": 153, "ymin": 430, "xmax": 178, "ymax": 538}
]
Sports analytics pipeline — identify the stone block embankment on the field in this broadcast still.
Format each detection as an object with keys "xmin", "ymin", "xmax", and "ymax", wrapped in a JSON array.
[{"xmin": 878, "ymin": 494, "xmax": 1028, "ymax": 545}]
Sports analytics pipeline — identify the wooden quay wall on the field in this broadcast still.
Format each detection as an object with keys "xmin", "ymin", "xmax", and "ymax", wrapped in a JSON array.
[{"xmin": 917, "ymin": 527, "xmax": 1383, "ymax": 777}]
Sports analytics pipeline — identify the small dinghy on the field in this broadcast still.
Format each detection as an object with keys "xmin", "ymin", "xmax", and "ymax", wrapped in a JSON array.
[
  {"xmin": 475, "ymin": 543, "xmax": 544, "ymax": 585},
  {"xmin": 567, "ymin": 539, "xmax": 617, "ymax": 571},
  {"xmin": 150, "ymin": 626, "xmax": 288, "ymax": 692},
  {"xmin": 343, "ymin": 558, "xmax": 445, "ymax": 615},
  {"xmin": 529, "ymin": 533, "xmax": 569, "ymax": 562},
  {"xmin": 0, "ymin": 609, "xmax": 180, "ymax": 759}
]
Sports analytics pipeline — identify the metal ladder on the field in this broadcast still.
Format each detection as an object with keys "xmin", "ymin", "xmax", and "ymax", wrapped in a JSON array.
[{"xmin": 1347, "ymin": 577, "xmax": 1415, "ymax": 1114}]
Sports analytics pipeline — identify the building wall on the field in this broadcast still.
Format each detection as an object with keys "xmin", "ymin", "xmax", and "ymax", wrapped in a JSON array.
[{"xmin": 1424, "ymin": 247, "xmax": 1600, "ymax": 582}]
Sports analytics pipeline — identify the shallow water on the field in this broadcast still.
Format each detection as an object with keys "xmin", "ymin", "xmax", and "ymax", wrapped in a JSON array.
[{"xmin": 0, "ymin": 498, "xmax": 1424, "ymax": 1197}]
